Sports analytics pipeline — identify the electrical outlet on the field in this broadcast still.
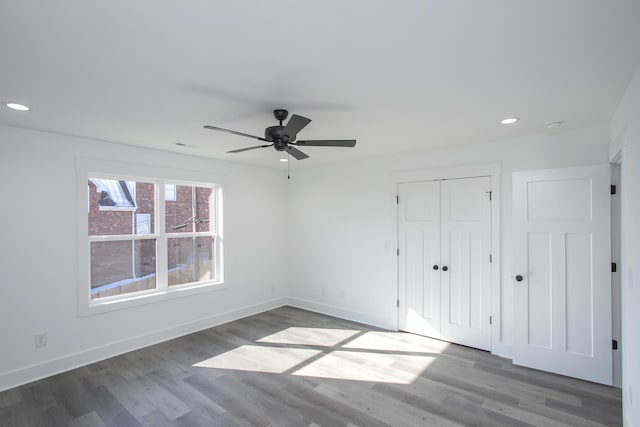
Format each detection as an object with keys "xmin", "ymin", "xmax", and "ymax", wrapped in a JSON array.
[
  {"xmin": 35, "ymin": 332, "xmax": 47, "ymax": 348},
  {"xmin": 270, "ymin": 283, "xmax": 275, "ymax": 293},
  {"xmin": 321, "ymin": 287, "xmax": 325, "ymax": 296},
  {"xmin": 340, "ymin": 290, "xmax": 345, "ymax": 299}
]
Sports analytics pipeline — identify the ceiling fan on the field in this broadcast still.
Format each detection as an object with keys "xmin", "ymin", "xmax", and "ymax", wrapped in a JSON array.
[{"xmin": 203, "ymin": 109, "xmax": 356, "ymax": 160}]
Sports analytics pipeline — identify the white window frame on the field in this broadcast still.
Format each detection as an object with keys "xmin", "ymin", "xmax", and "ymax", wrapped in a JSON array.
[
  {"xmin": 164, "ymin": 183, "xmax": 218, "ymax": 288},
  {"xmin": 76, "ymin": 158, "xmax": 225, "ymax": 316}
]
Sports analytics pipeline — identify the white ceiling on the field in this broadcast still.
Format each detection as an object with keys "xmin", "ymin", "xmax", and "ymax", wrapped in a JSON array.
[{"xmin": 1, "ymin": 0, "xmax": 640, "ymax": 168}]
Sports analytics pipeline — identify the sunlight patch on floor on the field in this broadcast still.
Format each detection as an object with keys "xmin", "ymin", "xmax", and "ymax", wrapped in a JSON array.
[
  {"xmin": 194, "ymin": 327, "xmax": 447, "ymax": 384},
  {"xmin": 291, "ymin": 351, "xmax": 437, "ymax": 384},
  {"xmin": 193, "ymin": 345, "xmax": 321, "ymax": 373},
  {"xmin": 257, "ymin": 327, "xmax": 361, "ymax": 347}
]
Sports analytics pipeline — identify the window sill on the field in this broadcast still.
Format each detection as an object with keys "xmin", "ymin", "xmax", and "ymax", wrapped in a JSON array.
[{"xmin": 78, "ymin": 280, "xmax": 226, "ymax": 317}]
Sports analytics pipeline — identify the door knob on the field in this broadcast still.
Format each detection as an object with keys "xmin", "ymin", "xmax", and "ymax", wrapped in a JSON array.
[
  {"xmin": 433, "ymin": 265, "xmax": 439, "ymax": 270},
  {"xmin": 515, "ymin": 275, "xmax": 523, "ymax": 282},
  {"xmin": 442, "ymin": 266, "xmax": 448, "ymax": 271}
]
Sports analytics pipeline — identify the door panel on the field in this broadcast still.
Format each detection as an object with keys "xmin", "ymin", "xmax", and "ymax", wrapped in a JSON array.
[
  {"xmin": 398, "ymin": 181, "xmax": 441, "ymax": 336},
  {"xmin": 513, "ymin": 165, "xmax": 611, "ymax": 385},
  {"xmin": 441, "ymin": 177, "xmax": 492, "ymax": 350},
  {"xmin": 527, "ymin": 232, "xmax": 552, "ymax": 349},
  {"xmin": 565, "ymin": 232, "xmax": 593, "ymax": 356},
  {"xmin": 527, "ymin": 179, "xmax": 592, "ymax": 221}
]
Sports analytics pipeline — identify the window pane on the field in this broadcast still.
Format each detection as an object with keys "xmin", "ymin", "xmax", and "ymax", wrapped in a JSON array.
[
  {"xmin": 90, "ymin": 239, "xmax": 156, "ymax": 299},
  {"xmin": 168, "ymin": 236, "xmax": 215, "ymax": 286},
  {"xmin": 88, "ymin": 179, "xmax": 155, "ymax": 236},
  {"xmin": 165, "ymin": 185, "xmax": 213, "ymax": 233},
  {"xmin": 195, "ymin": 187, "xmax": 213, "ymax": 232}
]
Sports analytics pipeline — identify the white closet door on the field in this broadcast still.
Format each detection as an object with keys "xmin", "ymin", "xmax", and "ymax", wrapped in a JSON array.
[
  {"xmin": 512, "ymin": 165, "xmax": 612, "ymax": 385},
  {"xmin": 440, "ymin": 177, "xmax": 492, "ymax": 351},
  {"xmin": 398, "ymin": 181, "xmax": 441, "ymax": 337},
  {"xmin": 398, "ymin": 177, "xmax": 491, "ymax": 351}
]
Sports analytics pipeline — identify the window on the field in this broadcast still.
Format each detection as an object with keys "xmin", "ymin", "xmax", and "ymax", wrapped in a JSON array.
[
  {"xmin": 165, "ymin": 184, "xmax": 176, "ymax": 201},
  {"xmin": 80, "ymin": 164, "xmax": 223, "ymax": 313},
  {"xmin": 90, "ymin": 178, "xmax": 136, "ymax": 210},
  {"xmin": 165, "ymin": 184, "xmax": 216, "ymax": 286},
  {"xmin": 136, "ymin": 213, "xmax": 151, "ymax": 235}
]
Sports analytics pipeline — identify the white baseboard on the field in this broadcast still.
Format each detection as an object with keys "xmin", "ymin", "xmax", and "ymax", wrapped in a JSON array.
[
  {"xmin": 286, "ymin": 297, "xmax": 393, "ymax": 330},
  {"xmin": 0, "ymin": 297, "xmax": 288, "ymax": 392}
]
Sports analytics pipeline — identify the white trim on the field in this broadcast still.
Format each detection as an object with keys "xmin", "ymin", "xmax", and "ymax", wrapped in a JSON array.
[
  {"xmin": 0, "ymin": 297, "xmax": 288, "ymax": 393},
  {"xmin": 97, "ymin": 206, "xmax": 136, "ymax": 212},
  {"xmin": 391, "ymin": 162, "xmax": 502, "ymax": 184},
  {"xmin": 610, "ymin": 125, "xmax": 626, "ymax": 164},
  {"xmin": 85, "ymin": 281, "xmax": 227, "ymax": 315},
  {"xmin": 390, "ymin": 162, "xmax": 506, "ymax": 357},
  {"xmin": 89, "ymin": 234, "xmax": 157, "ymax": 242}
]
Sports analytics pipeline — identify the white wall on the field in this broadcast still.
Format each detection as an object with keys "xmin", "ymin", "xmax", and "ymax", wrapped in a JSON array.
[
  {"xmin": 287, "ymin": 126, "xmax": 610, "ymax": 358},
  {"xmin": 611, "ymin": 63, "xmax": 640, "ymax": 427},
  {"xmin": 0, "ymin": 124, "xmax": 288, "ymax": 391}
]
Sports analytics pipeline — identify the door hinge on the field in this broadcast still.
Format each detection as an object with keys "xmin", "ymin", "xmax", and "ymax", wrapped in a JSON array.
[
  {"xmin": 489, "ymin": 254, "xmax": 492, "ymax": 263},
  {"xmin": 485, "ymin": 190, "xmax": 492, "ymax": 201},
  {"xmin": 397, "ymin": 248, "xmax": 400, "ymax": 256},
  {"xmin": 489, "ymin": 315, "xmax": 492, "ymax": 325},
  {"xmin": 397, "ymin": 299, "xmax": 400, "ymax": 308},
  {"xmin": 613, "ymin": 340, "xmax": 618, "ymax": 350},
  {"xmin": 612, "ymin": 262, "xmax": 617, "ymax": 273},
  {"xmin": 396, "ymin": 195, "xmax": 399, "ymax": 204},
  {"xmin": 611, "ymin": 185, "xmax": 617, "ymax": 195}
]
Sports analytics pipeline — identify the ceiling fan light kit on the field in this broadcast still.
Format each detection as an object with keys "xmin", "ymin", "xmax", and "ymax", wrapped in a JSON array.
[{"xmin": 204, "ymin": 109, "xmax": 356, "ymax": 160}]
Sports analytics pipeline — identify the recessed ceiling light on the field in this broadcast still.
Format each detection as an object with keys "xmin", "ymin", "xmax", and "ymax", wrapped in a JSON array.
[
  {"xmin": 500, "ymin": 117, "xmax": 519, "ymax": 125},
  {"xmin": 279, "ymin": 158, "xmax": 288, "ymax": 162},
  {"xmin": 5, "ymin": 102, "xmax": 30, "ymax": 111}
]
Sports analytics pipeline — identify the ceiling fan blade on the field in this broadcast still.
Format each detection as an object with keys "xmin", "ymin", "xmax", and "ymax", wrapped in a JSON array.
[
  {"xmin": 295, "ymin": 139, "xmax": 356, "ymax": 147},
  {"xmin": 204, "ymin": 125, "xmax": 269, "ymax": 142},
  {"xmin": 227, "ymin": 144, "xmax": 273, "ymax": 153},
  {"xmin": 282, "ymin": 114, "xmax": 311, "ymax": 141},
  {"xmin": 286, "ymin": 146, "xmax": 310, "ymax": 160}
]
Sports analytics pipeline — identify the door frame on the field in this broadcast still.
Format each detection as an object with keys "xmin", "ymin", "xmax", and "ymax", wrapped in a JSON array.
[
  {"xmin": 391, "ymin": 162, "xmax": 503, "ymax": 354},
  {"xmin": 610, "ymin": 151, "xmax": 622, "ymax": 388}
]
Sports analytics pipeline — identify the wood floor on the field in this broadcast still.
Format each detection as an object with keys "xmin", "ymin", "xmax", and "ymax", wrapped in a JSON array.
[{"xmin": 0, "ymin": 306, "xmax": 622, "ymax": 426}]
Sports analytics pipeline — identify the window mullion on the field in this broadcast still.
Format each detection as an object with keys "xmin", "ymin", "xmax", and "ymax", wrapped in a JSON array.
[{"xmin": 156, "ymin": 180, "xmax": 168, "ymax": 290}]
